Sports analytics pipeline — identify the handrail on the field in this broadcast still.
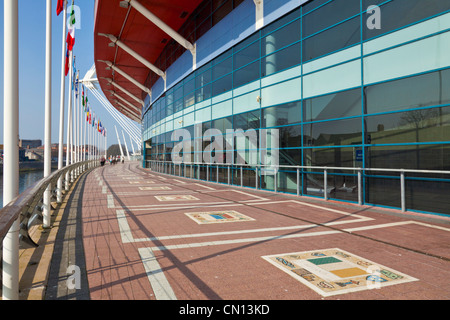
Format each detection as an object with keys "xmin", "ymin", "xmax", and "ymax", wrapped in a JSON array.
[
  {"xmin": 146, "ymin": 160, "xmax": 450, "ymax": 175},
  {"xmin": 146, "ymin": 160, "xmax": 450, "ymax": 213},
  {"xmin": 0, "ymin": 160, "xmax": 96, "ymax": 244}
]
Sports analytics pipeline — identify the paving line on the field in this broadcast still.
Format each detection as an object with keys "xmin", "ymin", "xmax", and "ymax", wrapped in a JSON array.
[
  {"xmin": 138, "ymin": 247, "xmax": 177, "ymax": 300},
  {"xmin": 147, "ymin": 220, "xmax": 445, "ymax": 251}
]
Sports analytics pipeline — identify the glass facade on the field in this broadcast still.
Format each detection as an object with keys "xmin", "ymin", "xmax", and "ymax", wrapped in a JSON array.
[{"xmin": 142, "ymin": 0, "xmax": 450, "ymax": 216}]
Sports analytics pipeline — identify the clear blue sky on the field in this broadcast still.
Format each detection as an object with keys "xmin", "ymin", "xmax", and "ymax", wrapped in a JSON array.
[{"xmin": 0, "ymin": 0, "xmax": 132, "ymax": 149}]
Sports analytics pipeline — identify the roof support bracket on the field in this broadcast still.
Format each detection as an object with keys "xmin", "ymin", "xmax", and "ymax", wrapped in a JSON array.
[
  {"xmin": 109, "ymin": 90, "xmax": 141, "ymax": 113},
  {"xmin": 121, "ymin": 0, "xmax": 197, "ymax": 69},
  {"xmin": 98, "ymin": 33, "xmax": 166, "ymax": 81},
  {"xmin": 103, "ymin": 77, "xmax": 144, "ymax": 106},
  {"xmin": 98, "ymin": 60, "xmax": 152, "ymax": 98},
  {"xmin": 253, "ymin": 0, "xmax": 264, "ymax": 30}
]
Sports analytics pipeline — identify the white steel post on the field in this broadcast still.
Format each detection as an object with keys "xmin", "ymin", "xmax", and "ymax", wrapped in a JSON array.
[
  {"xmin": 43, "ymin": 0, "xmax": 52, "ymax": 228},
  {"xmin": 122, "ymin": 130, "xmax": 130, "ymax": 160},
  {"xmin": 115, "ymin": 126, "xmax": 125, "ymax": 158},
  {"xmin": 65, "ymin": 53, "xmax": 74, "ymax": 189},
  {"xmin": 57, "ymin": 0, "xmax": 68, "ymax": 203},
  {"xmin": 2, "ymin": 0, "xmax": 19, "ymax": 300}
]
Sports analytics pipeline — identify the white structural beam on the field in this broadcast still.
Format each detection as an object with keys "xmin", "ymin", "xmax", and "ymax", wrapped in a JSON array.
[
  {"xmin": 43, "ymin": 0, "xmax": 52, "ymax": 228},
  {"xmin": 57, "ymin": 0, "xmax": 68, "ymax": 203},
  {"xmin": 115, "ymin": 100, "xmax": 141, "ymax": 121},
  {"xmin": 98, "ymin": 33, "xmax": 166, "ymax": 80},
  {"xmin": 253, "ymin": 0, "xmax": 264, "ymax": 30},
  {"xmin": 98, "ymin": 60, "xmax": 151, "ymax": 95},
  {"xmin": 103, "ymin": 77, "xmax": 144, "ymax": 105},
  {"xmin": 115, "ymin": 126, "xmax": 125, "ymax": 158},
  {"xmin": 122, "ymin": 130, "xmax": 131, "ymax": 160},
  {"xmin": 109, "ymin": 90, "xmax": 141, "ymax": 114},
  {"xmin": 90, "ymin": 88, "xmax": 141, "ymax": 144},
  {"xmin": 82, "ymin": 64, "xmax": 142, "ymax": 148},
  {"xmin": 88, "ymin": 86, "xmax": 141, "ymax": 145},
  {"xmin": 120, "ymin": 0, "xmax": 196, "ymax": 68}
]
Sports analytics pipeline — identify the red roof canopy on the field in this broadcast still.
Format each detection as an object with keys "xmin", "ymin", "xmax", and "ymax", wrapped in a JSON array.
[{"xmin": 94, "ymin": 0, "xmax": 203, "ymax": 122}]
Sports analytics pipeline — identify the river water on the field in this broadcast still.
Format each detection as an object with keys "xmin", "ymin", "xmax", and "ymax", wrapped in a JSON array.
[{"xmin": 0, "ymin": 170, "xmax": 46, "ymax": 208}]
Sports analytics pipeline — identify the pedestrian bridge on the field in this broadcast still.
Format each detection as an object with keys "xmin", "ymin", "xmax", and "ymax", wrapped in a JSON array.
[{"xmin": 1, "ymin": 161, "xmax": 450, "ymax": 300}]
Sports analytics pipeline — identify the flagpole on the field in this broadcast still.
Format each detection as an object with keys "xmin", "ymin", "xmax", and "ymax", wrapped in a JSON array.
[
  {"xmin": 2, "ymin": 0, "xmax": 19, "ymax": 301},
  {"xmin": 43, "ymin": 0, "xmax": 52, "ymax": 228},
  {"xmin": 57, "ymin": 0, "xmax": 68, "ymax": 203},
  {"xmin": 65, "ymin": 52, "xmax": 74, "ymax": 190}
]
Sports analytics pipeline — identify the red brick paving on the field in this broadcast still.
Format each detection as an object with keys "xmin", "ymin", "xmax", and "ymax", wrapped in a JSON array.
[{"xmin": 79, "ymin": 161, "xmax": 450, "ymax": 300}]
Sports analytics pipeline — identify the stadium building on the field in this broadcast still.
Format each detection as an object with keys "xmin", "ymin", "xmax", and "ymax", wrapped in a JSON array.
[{"xmin": 94, "ymin": 0, "xmax": 450, "ymax": 216}]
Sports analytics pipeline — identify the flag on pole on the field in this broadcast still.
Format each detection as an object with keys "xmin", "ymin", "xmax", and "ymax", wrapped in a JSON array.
[
  {"xmin": 66, "ymin": 1, "xmax": 76, "ymax": 51},
  {"xmin": 57, "ymin": 0, "xmax": 65, "ymax": 16},
  {"xmin": 64, "ymin": 48, "xmax": 70, "ymax": 76}
]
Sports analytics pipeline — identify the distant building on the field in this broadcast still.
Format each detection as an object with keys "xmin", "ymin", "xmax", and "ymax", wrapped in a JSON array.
[{"xmin": 19, "ymin": 139, "xmax": 42, "ymax": 149}]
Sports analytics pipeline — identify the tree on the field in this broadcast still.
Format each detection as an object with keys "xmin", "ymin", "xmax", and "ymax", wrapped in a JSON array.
[{"xmin": 107, "ymin": 144, "xmax": 125, "ymax": 157}]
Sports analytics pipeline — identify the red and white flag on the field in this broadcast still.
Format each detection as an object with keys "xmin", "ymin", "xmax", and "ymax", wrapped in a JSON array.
[{"xmin": 56, "ymin": 0, "xmax": 65, "ymax": 16}]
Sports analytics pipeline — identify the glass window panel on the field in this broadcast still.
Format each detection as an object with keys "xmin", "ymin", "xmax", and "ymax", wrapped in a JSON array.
[
  {"xmin": 196, "ymin": 84, "xmax": 212, "ymax": 103},
  {"xmin": 233, "ymin": 110, "xmax": 260, "ymax": 131},
  {"xmin": 196, "ymin": 69, "xmax": 212, "ymax": 89},
  {"xmin": 303, "ymin": 118, "xmax": 362, "ymax": 147},
  {"xmin": 303, "ymin": 16, "xmax": 360, "ymax": 62},
  {"xmin": 365, "ymin": 69, "xmax": 450, "ymax": 115},
  {"xmin": 302, "ymin": 0, "xmax": 329, "ymax": 16},
  {"xmin": 234, "ymin": 40, "xmax": 260, "ymax": 70},
  {"xmin": 303, "ymin": 147, "xmax": 357, "ymax": 168},
  {"xmin": 213, "ymin": 56, "xmax": 232, "ymax": 80},
  {"xmin": 212, "ymin": 116, "xmax": 233, "ymax": 133},
  {"xmin": 263, "ymin": 8, "xmax": 301, "ymax": 36},
  {"xmin": 262, "ymin": 19, "xmax": 301, "ymax": 56},
  {"xmin": 233, "ymin": 60, "xmax": 260, "ymax": 88},
  {"xmin": 279, "ymin": 125, "xmax": 301, "ymax": 148},
  {"xmin": 261, "ymin": 42, "xmax": 301, "ymax": 77},
  {"xmin": 303, "ymin": 88, "xmax": 362, "ymax": 122},
  {"xmin": 363, "ymin": 0, "xmax": 450, "ymax": 40},
  {"xmin": 262, "ymin": 101, "xmax": 301, "ymax": 127},
  {"xmin": 367, "ymin": 144, "xmax": 450, "ymax": 171},
  {"xmin": 365, "ymin": 106, "xmax": 450, "ymax": 145},
  {"xmin": 184, "ymin": 91, "xmax": 195, "ymax": 108},
  {"xmin": 212, "ymin": 73, "xmax": 232, "ymax": 96},
  {"xmin": 302, "ymin": 0, "xmax": 360, "ymax": 37}
]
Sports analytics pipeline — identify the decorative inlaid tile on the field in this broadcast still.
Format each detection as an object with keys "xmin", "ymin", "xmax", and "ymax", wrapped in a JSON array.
[
  {"xmin": 262, "ymin": 248, "xmax": 418, "ymax": 297},
  {"xmin": 138, "ymin": 186, "xmax": 172, "ymax": 191},
  {"xmin": 128, "ymin": 181, "xmax": 156, "ymax": 184},
  {"xmin": 185, "ymin": 210, "xmax": 255, "ymax": 224},
  {"xmin": 154, "ymin": 195, "xmax": 199, "ymax": 201}
]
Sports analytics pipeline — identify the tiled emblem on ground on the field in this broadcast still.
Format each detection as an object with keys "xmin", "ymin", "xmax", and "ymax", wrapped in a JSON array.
[
  {"xmin": 185, "ymin": 210, "xmax": 255, "ymax": 224},
  {"xmin": 262, "ymin": 248, "xmax": 418, "ymax": 297},
  {"xmin": 154, "ymin": 195, "xmax": 200, "ymax": 201},
  {"xmin": 129, "ymin": 180, "xmax": 155, "ymax": 184},
  {"xmin": 139, "ymin": 186, "xmax": 172, "ymax": 191}
]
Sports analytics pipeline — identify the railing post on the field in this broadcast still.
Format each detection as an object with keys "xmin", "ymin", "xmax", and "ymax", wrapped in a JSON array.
[
  {"xmin": 206, "ymin": 164, "xmax": 209, "ymax": 181},
  {"xmin": 297, "ymin": 168, "xmax": 300, "ymax": 196},
  {"xmin": 358, "ymin": 169, "xmax": 362, "ymax": 206},
  {"xmin": 274, "ymin": 167, "xmax": 278, "ymax": 193},
  {"xmin": 255, "ymin": 166, "xmax": 258, "ymax": 189},
  {"xmin": 240, "ymin": 166, "xmax": 243, "ymax": 187},
  {"xmin": 217, "ymin": 165, "xmax": 219, "ymax": 183},
  {"xmin": 228, "ymin": 165, "xmax": 230, "ymax": 185},
  {"xmin": 324, "ymin": 168, "xmax": 328, "ymax": 200},
  {"xmin": 400, "ymin": 170, "xmax": 406, "ymax": 212}
]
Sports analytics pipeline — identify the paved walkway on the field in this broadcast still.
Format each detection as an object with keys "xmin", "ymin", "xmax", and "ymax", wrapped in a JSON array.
[{"xmin": 40, "ymin": 161, "xmax": 450, "ymax": 300}]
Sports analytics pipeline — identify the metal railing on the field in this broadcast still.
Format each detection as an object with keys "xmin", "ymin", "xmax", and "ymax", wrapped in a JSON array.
[
  {"xmin": 146, "ymin": 160, "xmax": 450, "ymax": 214},
  {"xmin": 0, "ymin": 159, "xmax": 99, "ymax": 294}
]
